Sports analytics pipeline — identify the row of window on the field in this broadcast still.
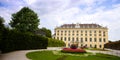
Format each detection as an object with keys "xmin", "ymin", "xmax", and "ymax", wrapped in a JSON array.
[
  {"xmin": 57, "ymin": 37, "xmax": 106, "ymax": 42},
  {"xmin": 55, "ymin": 33, "xmax": 106, "ymax": 36},
  {"xmin": 56, "ymin": 30, "xmax": 106, "ymax": 34},
  {"xmin": 68, "ymin": 44, "xmax": 103, "ymax": 48}
]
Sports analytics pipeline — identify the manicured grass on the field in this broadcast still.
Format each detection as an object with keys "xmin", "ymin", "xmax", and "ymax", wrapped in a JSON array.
[
  {"xmin": 85, "ymin": 48, "xmax": 109, "ymax": 51},
  {"xmin": 26, "ymin": 51, "xmax": 120, "ymax": 60}
]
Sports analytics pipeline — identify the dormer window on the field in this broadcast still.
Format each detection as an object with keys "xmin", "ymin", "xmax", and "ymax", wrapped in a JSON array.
[{"xmin": 75, "ymin": 23, "xmax": 80, "ymax": 28}]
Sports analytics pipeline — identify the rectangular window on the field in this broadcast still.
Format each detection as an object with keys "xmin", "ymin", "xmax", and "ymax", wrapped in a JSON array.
[
  {"xmin": 61, "ymin": 37, "xmax": 62, "ymax": 40},
  {"xmin": 57, "ymin": 33, "xmax": 59, "ymax": 35},
  {"xmin": 99, "ymin": 34, "xmax": 101, "ymax": 36},
  {"xmin": 64, "ymin": 37, "xmax": 66, "ymax": 41},
  {"xmin": 85, "ymin": 38, "xmax": 87, "ymax": 42},
  {"xmin": 72, "ymin": 38, "xmax": 74, "ymax": 42},
  {"xmin": 76, "ymin": 38, "xmax": 78, "ymax": 41},
  {"xmin": 81, "ymin": 38, "xmax": 83, "ymax": 42},
  {"xmin": 68, "ymin": 37, "xmax": 70, "ymax": 41},
  {"xmin": 103, "ymin": 31, "xmax": 106, "ymax": 36},
  {"xmin": 99, "ymin": 38, "xmax": 102, "ymax": 42},
  {"xmin": 94, "ymin": 38, "xmax": 96, "ymax": 42},
  {"xmin": 90, "ymin": 34, "xmax": 92, "ymax": 36},
  {"xmin": 103, "ymin": 38, "xmax": 106, "ymax": 42},
  {"xmin": 90, "ymin": 38, "xmax": 92, "ymax": 42}
]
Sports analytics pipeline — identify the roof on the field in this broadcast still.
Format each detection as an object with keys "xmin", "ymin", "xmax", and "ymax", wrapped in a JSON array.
[{"xmin": 56, "ymin": 23, "xmax": 107, "ymax": 29}]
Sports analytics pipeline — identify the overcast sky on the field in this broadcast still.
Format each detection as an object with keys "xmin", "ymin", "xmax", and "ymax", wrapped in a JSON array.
[{"xmin": 0, "ymin": 0, "xmax": 120, "ymax": 41}]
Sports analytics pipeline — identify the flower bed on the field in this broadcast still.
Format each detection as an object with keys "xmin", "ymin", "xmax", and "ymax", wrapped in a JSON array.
[{"xmin": 61, "ymin": 48, "xmax": 86, "ymax": 53}]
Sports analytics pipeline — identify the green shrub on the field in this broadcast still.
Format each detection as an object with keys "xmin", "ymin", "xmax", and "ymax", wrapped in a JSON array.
[
  {"xmin": 48, "ymin": 38, "xmax": 65, "ymax": 47},
  {"xmin": 104, "ymin": 40, "xmax": 120, "ymax": 50},
  {"xmin": 0, "ymin": 29, "xmax": 48, "ymax": 53}
]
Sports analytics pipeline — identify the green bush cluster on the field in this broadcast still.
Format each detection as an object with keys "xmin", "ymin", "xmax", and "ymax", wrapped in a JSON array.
[
  {"xmin": 0, "ymin": 29, "xmax": 48, "ymax": 53},
  {"xmin": 48, "ymin": 38, "xmax": 65, "ymax": 47},
  {"xmin": 104, "ymin": 40, "xmax": 120, "ymax": 50}
]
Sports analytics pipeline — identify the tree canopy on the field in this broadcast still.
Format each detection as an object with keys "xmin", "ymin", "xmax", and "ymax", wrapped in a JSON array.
[
  {"xmin": 0, "ymin": 16, "xmax": 5, "ymax": 29},
  {"xmin": 35, "ymin": 27, "xmax": 52, "ymax": 38},
  {"xmin": 9, "ymin": 7, "xmax": 39, "ymax": 32}
]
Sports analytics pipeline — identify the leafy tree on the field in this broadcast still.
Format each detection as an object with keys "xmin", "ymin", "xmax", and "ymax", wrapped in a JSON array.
[
  {"xmin": 0, "ymin": 16, "xmax": 5, "ymax": 49},
  {"xmin": 9, "ymin": 7, "xmax": 39, "ymax": 33},
  {"xmin": 35, "ymin": 27, "xmax": 52, "ymax": 38},
  {"xmin": 0, "ymin": 16, "xmax": 5, "ymax": 29}
]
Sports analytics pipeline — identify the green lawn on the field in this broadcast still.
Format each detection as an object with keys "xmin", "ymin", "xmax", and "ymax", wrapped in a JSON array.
[{"xmin": 26, "ymin": 51, "xmax": 120, "ymax": 60}]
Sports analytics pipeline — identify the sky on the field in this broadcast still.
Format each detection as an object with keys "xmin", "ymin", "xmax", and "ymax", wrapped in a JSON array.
[{"xmin": 0, "ymin": 0, "xmax": 120, "ymax": 41}]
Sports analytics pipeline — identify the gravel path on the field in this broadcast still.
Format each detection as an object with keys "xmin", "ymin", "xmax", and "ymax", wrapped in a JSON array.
[
  {"xmin": 0, "ymin": 50, "xmax": 32, "ymax": 60},
  {"xmin": 0, "ymin": 47, "xmax": 61, "ymax": 60}
]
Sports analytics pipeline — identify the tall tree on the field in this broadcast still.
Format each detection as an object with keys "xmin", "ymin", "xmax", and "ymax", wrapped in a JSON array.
[
  {"xmin": 0, "ymin": 16, "xmax": 5, "ymax": 29},
  {"xmin": 0, "ymin": 16, "xmax": 5, "ymax": 48},
  {"xmin": 9, "ymin": 7, "xmax": 39, "ymax": 32},
  {"xmin": 35, "ymin": 27, "xmax": 52, "ymax": 38}
]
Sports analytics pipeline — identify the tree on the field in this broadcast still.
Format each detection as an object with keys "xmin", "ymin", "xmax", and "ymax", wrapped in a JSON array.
[
  {"xmin": 9, "ymin": 7, "xmax": 39, "ymax": 33},
  {"xmin": 35, "ymin": 27, "xmax": 52, "ymax": 38},
  {"xmin": 0, "ymin": 16, "xmax": 5, "ymax": 50},
  {"xmin": 0, "ymin": 16, "xmax": 5, "ymax": 29}
]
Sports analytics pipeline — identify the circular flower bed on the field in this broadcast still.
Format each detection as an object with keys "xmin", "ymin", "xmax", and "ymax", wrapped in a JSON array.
[{"xmin": 61, "ymin": 48, "xmax": 86, "ymax": 53}]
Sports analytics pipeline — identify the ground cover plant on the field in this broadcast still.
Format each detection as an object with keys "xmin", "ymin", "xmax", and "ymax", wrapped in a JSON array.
[{"xmin": 26, "ymin": 51, "xmax": 120, "ymax": 60}]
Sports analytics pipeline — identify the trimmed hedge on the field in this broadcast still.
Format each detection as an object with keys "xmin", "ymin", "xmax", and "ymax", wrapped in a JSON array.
[
  {"xmin": 0, "ymin": 29, "xmax": 48, "ymax": 53},
  {"xmin": 104, "ymin": 40, "xmax": 120, "ymax": 50},
  {"xmin": 48, "ymin": 38, "xmax": 65, "ymax": 47}
]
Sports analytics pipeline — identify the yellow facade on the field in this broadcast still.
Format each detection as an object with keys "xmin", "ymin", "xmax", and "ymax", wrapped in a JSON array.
[{"xmin": 53, "ymin": 23, "xmax": 108, "ymax": 49}]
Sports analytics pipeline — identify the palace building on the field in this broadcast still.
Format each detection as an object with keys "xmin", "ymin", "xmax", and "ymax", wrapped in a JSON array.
[{"xmin": 53, "ymin": 23, "xmax": 108, "ymax": 49}]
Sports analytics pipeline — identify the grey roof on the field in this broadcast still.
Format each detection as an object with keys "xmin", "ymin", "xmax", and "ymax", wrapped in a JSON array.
[{"xmin": 57, "ymin": 23, "xmax": 107, "ymax": 28}]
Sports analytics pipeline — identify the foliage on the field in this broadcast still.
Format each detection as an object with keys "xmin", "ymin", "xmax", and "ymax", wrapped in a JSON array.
[
  {"xmin": 104, "ymin": 40, "xmax": 120, "ymax": 50},
  {"xmin": 26, "ymin": 51, "xmax": 120, "ymax": 60},
  {"xmin": 9, "ymin": 7, "xmax": 39, "ymax": 33},
  {"xmin": 48, "ymin": 38, "xmax": 65, "ymax": 47},
  {"xmin": 0, "ymin": 29, "xmax": 48, "ymax": 53},
  {"xmin": 70, "ymin": 44, "xmax": 78, "ymax": 49},
  {"xmin": 61, "ymin": 48, "xmax": 86, "ymax": 53},
  {"xmin": 0, "ymin": 16, "xmax": 5, "ymax": 50},
  {"xmin": 35, "ymin": 27, "xmax": 52, "ymax": 38},
  {"xmin": 0, "ymin": 16, "xmax": 5, "ymax": 28}
]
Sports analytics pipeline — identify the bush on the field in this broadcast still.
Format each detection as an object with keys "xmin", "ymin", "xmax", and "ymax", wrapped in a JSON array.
[
  {"xmin": 104, "ymin": 40, "xmax": 120, "ymax": 50},
  {"xmin": 70, "ymin": 44, "xmax": 78, "ymax": 49},
  {"xmin": 48, "ymin": 38, "xmax": 65, "ymax": 47},
  {"xmin": 0, "ymin": 29, "xmax": 48, "ymax": 53},
  {"xmin": 61, "ymin": 48, "xmax": 86, "ymax": 53}
]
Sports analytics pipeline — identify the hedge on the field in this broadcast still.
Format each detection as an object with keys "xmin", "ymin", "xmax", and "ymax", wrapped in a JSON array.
[
  {"xmin": 48, "ymin": 38, "xmax": 65, "ymax": 47},
  {"xmin": 0, "ymin": 29, "xmax": 48, "ymax": 53},
  {"xmin": 104, "ymin": 40, "xmax": 120, "ymax": 50}
]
